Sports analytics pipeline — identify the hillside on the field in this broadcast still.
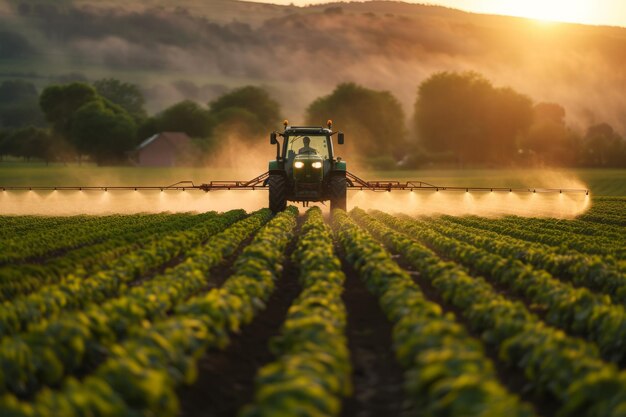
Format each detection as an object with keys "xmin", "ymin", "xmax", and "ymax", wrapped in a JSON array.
[{"xmin": 0, "ymin": 0, "xmax": 625, "ymax": 133}]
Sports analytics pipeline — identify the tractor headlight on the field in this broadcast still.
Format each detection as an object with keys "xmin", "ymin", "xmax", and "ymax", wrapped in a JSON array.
[
  {"xmin": 312, "ymin": 161, "xmax": 322, "ymax": 169},
  {"xmin": 294, "ymin": 161, "xmax": 304, "ymax": 169}
]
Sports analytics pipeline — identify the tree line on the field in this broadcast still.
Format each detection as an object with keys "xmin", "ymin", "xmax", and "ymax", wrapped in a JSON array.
[{"xmin": 0, "ymin": 72, "xmax": 624, "ymax": 167}]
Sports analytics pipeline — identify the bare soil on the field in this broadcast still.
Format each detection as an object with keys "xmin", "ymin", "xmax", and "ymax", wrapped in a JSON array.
[
  {"xmin": 177, "ymin": 221, "xmax": 302, "ymax": 417},
  {"xmin": 338, "ymin": 247, "xmax": 409, "ymax": 417}
]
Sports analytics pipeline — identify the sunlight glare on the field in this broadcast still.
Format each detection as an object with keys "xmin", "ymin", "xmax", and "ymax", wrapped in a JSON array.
[{"xmin": 493, "ymin": 0, "xmax": 592, "ymax": 24}]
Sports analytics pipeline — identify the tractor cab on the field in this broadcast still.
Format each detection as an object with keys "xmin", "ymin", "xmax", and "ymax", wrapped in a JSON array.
[
  {"xmin": 285, "ymin": 133, "xmax": 330, "ymax": 178},
  {"xmin": 268, "ymin": 120, "xmax": 347, "ymax": 213}
]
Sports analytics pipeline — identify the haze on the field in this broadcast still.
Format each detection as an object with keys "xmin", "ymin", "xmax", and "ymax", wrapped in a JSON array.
[
  {"xmin": 250, "ymin": 0, "xmax": 626, "ymax": 27},
  {"xmin": 253, "ymin": 0, "xmax": 626, "ymax": 27}
]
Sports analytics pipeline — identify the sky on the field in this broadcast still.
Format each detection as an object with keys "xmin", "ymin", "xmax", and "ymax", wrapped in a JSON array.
[{"xmin": 249, "ymin": 0, "xmax": 626, "ymax": 27}]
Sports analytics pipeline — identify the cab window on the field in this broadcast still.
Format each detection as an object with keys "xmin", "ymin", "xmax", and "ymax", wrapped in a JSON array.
[{"xmin": 287, "ymin": 135, "xmax": 329, "ymax": 159}]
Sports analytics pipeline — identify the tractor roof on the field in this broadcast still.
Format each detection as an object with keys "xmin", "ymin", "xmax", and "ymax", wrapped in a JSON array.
[{"xmin": 284, "ymin": 126, "xmax": 331, "ymax": 135}]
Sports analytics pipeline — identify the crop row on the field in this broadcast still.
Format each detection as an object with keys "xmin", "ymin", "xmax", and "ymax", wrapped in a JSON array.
[
  {"xmin": 443, "ymin": 215, "xmax": 623, "ymax": 259},
  {"xmin": 0, "ymin": 207, "xmax": 299, "ymax": 417},
  {"xmin": 0, "ymin": 210, "xmax": 246, "ymax": 339},
  {"xmin": 0, "ymin": 209, "xmax": 272, "ymax": 398},
  {"xmin": 579, "ymin": 212, "xmax": 626, "ymax": 227},
  {"xmin": 0, "ymin": 213, "xmax": 191, "ymax": 264},
  {"xmin": 0, "ymin": 213, "xmax": 213, "ymax": 300},
  {"xmin": 420, "ymin": 215, "xmax": 626, "ymax": 304},
  {"xmin": 374, "ymin": 211, "xmax": 626, "ymax": 363},
  {"xmin": 352, "ymin": 209, "xmax": 626, "ymax": 417},
  {"xmin": 241, "ymin": 207, "xmax": 351, "ymax": 416},
  {"xmin": 586, "ymin": 201, "xmax": 626, "ymax": 216},
  {"xmin": 0, "ymin": 215, "xmax": 97, "ymax": 239},
  {"xmin": 494, "ymin": 214, "xmax": 625, "ymax": 242},
  {"xmin": 333, "ymin": 210, "xmax": 534, "ymax": 417}
]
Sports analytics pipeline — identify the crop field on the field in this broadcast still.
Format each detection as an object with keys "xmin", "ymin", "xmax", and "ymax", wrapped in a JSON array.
[{"xmin": 0, "ymin": 197, "xmax": 624, "ymax": 417}]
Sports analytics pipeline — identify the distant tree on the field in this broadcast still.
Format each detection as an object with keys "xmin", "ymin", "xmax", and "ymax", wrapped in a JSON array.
[
  {"xmin": 136, "ymin": 116, "xmax": 160, "ymax": 142},
  {"xmin": 0, "ymin": 80, "xmax": 45, "ymax": 128},
  {"xmin": 209, "ymin": 86, "xmax": 281, "ymax": 135},
  {"xmin": 582, "ymin": 123, "xmax": 626, "ymax": 167},
  {"xmin": 210, "ymin": 107, "xmax": 265, "ymax": 141},
  {"xmin": 2, "ymin": 126, "xmax": 57, "ymax": 163},
  {"xmin": 156, "ymin": 100, "xmax": 214, "ymax": 138},
  {"xmin": 70, "ymin": 100, "xmax": 137, "ymax": 164},
  {"xmin": 488, "ymin": 87, "xmax": 534, "ymax": 160},
  {"xmin": 521, "ymin": 102, "xmax": 571, "ymax": 165},
  {"xmin": 414, "ymin": 71, "xmax": 532, "ymax": 166},
  {"xmin": 0, "ymin": 103, "xmax": 46, "ymax": 128},
  {"xmin": 324, "ymin": 6, "xmax": 343, "ymax": 15},
  {"xmin": 39, "ymin": 82, "xmax": 98, "ymax": 137},
  {"xmin": 93, "ymin": 78, "xmax": 147, "ymax": 122},
  {"xmin": 306, "ymin": 82, "xmax": 406, "ymax": 160},
  {"xmin": 0, "ymin": 130, "xmax": 10, "ymax": 160}
]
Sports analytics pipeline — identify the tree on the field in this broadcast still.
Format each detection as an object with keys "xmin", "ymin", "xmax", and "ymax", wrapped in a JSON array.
[
  {"xmin": 208, "ymin": 86, "xmax": 281, "ymax": 135},
  {"xmin": 39, "ymin": 82, "xmax": 98, "ymax": 137},
  {"xmin": 521, "ymin": 103, "xmax": 572, "ymax": 165},
  {"xmin": 582, "ymin": 123, "xmax": 626, "ymax": 167},
  {"xmin": 93, "ymin": 78, "xmax": 147, "ymax": 123},
  {"xmin": 0, "ymin": 80, "xmax": 45, "ymax": 128},
  {"xmin": 137, "ymin": 116, "xmax": 160, "ymax": 142},
  {"xmin": 415, "ymin": 72, "xmax": 533, "ymax": 166},
  {"xmin": 70, "ymin": 99, "xmax": 137, "ymax": 164},
  {"xmin": 156, "ymin": 100, "xmax": 214, "ymax": 138},
  {"xmin": 0, "ymin": 129, "xmax": 10, "ymax": 160},
  {"xmin": 210, "ymin": 107, "xmax": 265, "ymax": 141},
  {"xmin": 306, "ymin": 83, "xmax": 406, "ymax": 161},
  {"xmin": 1, "ymin": 126, "xmax": 57, "ymax": 163}
]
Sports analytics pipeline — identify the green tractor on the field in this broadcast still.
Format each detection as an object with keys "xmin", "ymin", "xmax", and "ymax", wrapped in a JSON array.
[{"xmin": 268, "ymin": 120, "xmax": 346, "ymax": 213}]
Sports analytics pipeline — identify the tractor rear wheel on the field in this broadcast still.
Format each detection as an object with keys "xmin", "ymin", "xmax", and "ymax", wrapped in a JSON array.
[
  {"xmin": 329, "ymin": 173, "xmax": 347, "ymax": 212},
  {"xmin": 269, "ymin": 174, "xmax": 287, "ymax": 213}
]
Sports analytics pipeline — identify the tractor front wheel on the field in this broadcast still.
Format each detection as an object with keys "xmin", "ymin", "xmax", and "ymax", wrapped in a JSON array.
[
  {"xmin": 329, "ymin": 173, "xmax": 347, "ymax": 212},
  {"xmin": 269, "ymin": 174, "xmax": 287, "ymax": 213}
]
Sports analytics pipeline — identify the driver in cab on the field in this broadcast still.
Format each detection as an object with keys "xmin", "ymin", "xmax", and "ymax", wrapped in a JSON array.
[{"xmin": 298, "ymin": 136, "xmax": 318, "ymax": 155}]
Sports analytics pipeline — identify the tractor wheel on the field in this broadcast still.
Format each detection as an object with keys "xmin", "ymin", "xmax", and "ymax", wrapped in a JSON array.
[
  {"xmin": 269, "ymin": 174, "xmax": 287, "ymax": 213},
  {"xmin": 329, "ymin": 173, "xmax": 347, "ymax": 212}
]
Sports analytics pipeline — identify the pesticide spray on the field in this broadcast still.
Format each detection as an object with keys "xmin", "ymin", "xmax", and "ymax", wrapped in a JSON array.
[{"xmin": 0, "ymin": 169, "xmax": 589, "ymax": 218}]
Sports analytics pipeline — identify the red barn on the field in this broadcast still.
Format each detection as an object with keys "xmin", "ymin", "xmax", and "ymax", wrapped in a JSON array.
[{"xmin": 135, "ymin": 132, "xmax": 193, "ymax": 167}]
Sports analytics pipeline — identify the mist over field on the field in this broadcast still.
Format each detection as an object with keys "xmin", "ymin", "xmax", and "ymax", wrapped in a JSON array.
[{"xmin": 1, "ymin": 0, "xmax": 625, "ymax": 134}]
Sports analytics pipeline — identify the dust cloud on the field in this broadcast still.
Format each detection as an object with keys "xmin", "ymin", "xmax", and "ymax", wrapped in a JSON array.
[{"xmin": 206, "ymin": 132, "xmax": 274, "ymax": 180}]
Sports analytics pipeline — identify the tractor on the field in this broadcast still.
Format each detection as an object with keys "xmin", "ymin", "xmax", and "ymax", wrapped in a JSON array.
[{"xmin": 268, "ymin": 120, "xmax": 347, "ymax": 213}]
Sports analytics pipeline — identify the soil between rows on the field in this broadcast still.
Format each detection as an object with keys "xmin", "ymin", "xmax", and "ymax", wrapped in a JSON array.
[
  {"xmin": 338, "ymin": 246, "xmax": 409, "ymax": 417},
  {"xmin": 177, "ymin": 218, "xmax": 303, "ymax": 417}
]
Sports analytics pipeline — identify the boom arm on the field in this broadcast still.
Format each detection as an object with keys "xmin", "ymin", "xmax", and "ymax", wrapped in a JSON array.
[{"xmin": 1, "ymin": 170, "xmax": 589, "ymax": 195}]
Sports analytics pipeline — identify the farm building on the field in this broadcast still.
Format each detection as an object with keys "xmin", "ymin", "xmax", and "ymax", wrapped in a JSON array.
[{"xmin": 134, "ymin": 132, "xmax": 193, "ymax": 167}]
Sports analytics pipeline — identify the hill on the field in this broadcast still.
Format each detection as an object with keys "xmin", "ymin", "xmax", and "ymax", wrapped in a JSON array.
[{"xmin": 0, "ymin": 0, "xmax": 625, "ymax": 133}]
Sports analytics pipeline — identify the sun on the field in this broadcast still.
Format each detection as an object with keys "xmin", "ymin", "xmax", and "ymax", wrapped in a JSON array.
[{"xmin": 491, "ymin": 0, "xmax": 591, "ymax": 24}]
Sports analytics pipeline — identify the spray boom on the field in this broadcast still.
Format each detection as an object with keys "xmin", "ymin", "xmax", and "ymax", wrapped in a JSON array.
[{"xmin": 0, "ymin": 170, "xmax": 589, "ymax": 195}]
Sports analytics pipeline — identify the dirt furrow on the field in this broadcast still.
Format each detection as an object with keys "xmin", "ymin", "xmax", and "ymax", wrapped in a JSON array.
[
  {"xmin": 177, "ymin": 220, "xmax": 302, "ymax": 417},
  {"xmin": 338, "ymin": 247, "xmax": 408, "ymax": 417}
]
